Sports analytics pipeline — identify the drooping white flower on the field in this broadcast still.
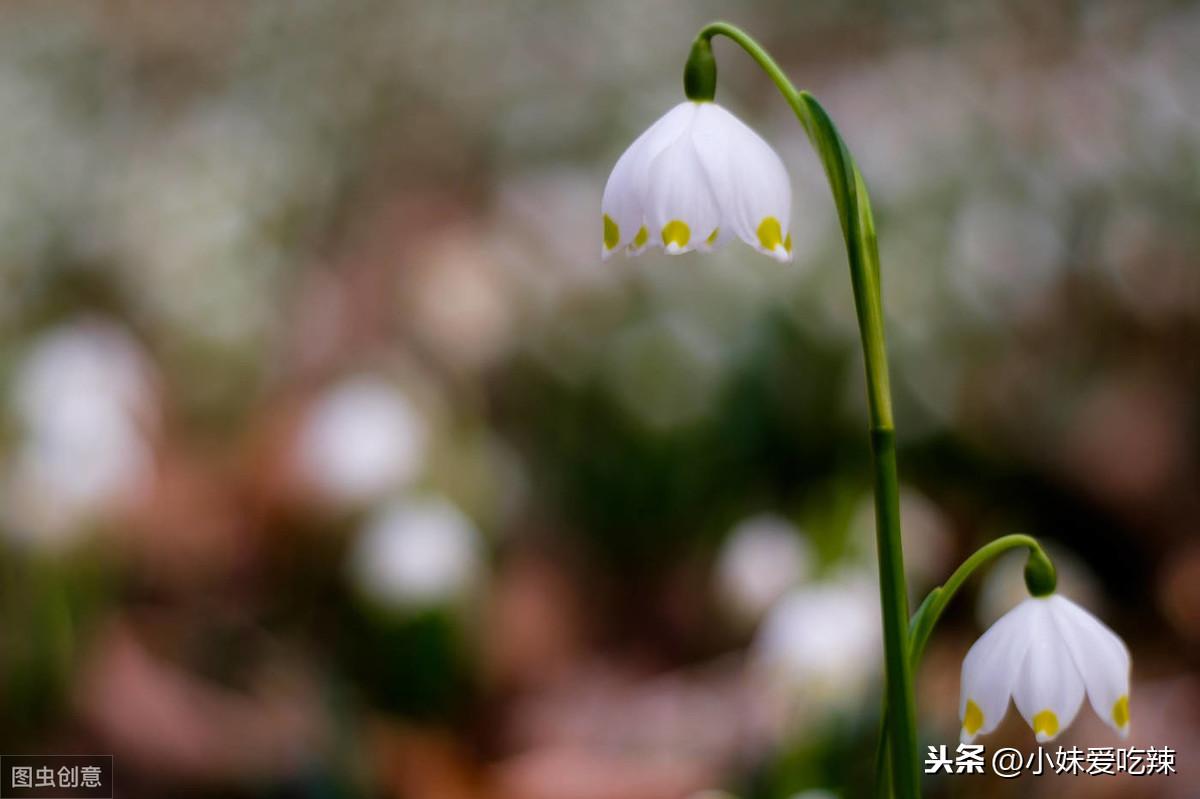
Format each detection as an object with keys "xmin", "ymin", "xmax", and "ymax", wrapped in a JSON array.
[
  {"xmin": 602, "ymin": 101, "xmax": 792, "ymax": 262},
  {"xmin": 960, "ymin": 593, "xmax": 1131, "ymax": 744},
  {"xmin": 348, "ymin": 496, "xmax": 483, "ymax": 610}
]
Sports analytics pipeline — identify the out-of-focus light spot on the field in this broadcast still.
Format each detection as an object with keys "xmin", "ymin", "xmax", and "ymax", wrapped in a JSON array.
[
  {"xmin": 407, "ymin": 228, "xmax": 514, "ymax": 374},
  {"xmin": 716, "ymin": 514, "xmax": 813, "ymax": 625},
  {"xmin": 753, "ymin": 572, "xmax": 881, "ymax": 724},
  {"xmin": 348, "ymin": 496, "xmax": 483, "ymax": 611},
  {"xmin": 297, "ymin": 376, "xmax": 427, "ymax": 505},
  {"xmin": 4, "ymin": 318, "xmax": 156, "ymax": 548}
]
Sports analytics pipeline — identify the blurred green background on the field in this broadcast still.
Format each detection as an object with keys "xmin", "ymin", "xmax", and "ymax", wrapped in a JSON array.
[{"xmin": 0, "ymin": 1, "xmax": 1195, "ymax": 797}]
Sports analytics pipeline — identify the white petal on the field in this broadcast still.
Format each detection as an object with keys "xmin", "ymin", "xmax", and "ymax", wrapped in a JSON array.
[
  {"xmin": 692, "ymin": 103, "xmax": 792, "ymax": 261},
  {"xmin": 1012, "ymin": 598, "xmax": 1086, "ymax": 742},
  {"xmin": 959, "ymin": 598, "xmax": 1036, "ymax": 742},
  {"xmin": 600, "ymin": 146, "xmax": 641, "ymax": 259},
  {"xmin": 644, "ymin": 115, "xmax": 721, "ymax": 255},
  {"xmin": 1047, "ymin": 595, "xmax": 1132, "ymax": 738},
  {"xmin": 601, "ymin": 103, "xmax": 695, "ymax": 259}
]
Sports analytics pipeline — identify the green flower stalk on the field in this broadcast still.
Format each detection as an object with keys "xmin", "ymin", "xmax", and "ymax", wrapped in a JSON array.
[
  {"xmin": 599, "ymin": 20, "xmax": 1131, "ymax": 798},
  {"xmin": 601, "ymin": 19, "xmax": 918, "ymax": 794},
  {"xmin": 688, "ymin": 22, "xmax": 921, "ymax": 796}
]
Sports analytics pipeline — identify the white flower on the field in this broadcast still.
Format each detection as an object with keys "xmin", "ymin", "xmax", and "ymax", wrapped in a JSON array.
[
  {"xmin": 602, "ymin": 101, "xmax": 792, "ymax": 262},
  {"xmin": 4, "ymin": 318, "xmax": 155, "ymax": 547},
  {"xmin": 960, "ymin": 594, "xmax": 1131, "ymax": 744},
  {"xmin": 298, "ymin": 376, "xmax": 427, "ymax": 504},
  {"xmin": 754, "ymin": 572, "xmax": 880, "ymax": 720},
  {"xmin": 716, "ymin": 513, "xmax": 812, "ymax": 623},
  {"xmin": 348, "ymin": 496, "xmax": 483, "ymax": 610}
]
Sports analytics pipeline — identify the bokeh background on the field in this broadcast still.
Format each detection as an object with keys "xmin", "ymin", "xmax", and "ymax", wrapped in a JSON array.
[{"xmin": 0, "ymin": 1, "xmax": 1196, "ymax": 797}]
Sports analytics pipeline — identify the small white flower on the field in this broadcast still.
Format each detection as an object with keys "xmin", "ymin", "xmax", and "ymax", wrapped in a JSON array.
[
  {"xmin": 602, "ymin": 101, "xmax": 792, "ymax": 262},
  {"xmin": 4, "ymin": 318, "xmax": 155, "ymax": 547},
  {"xmin": 348, "ymin": 496, "xmax": 483, "ymax": 610},
  {"xmin": 716, "ymin": 513, "xmax": 812, "ymax": 623},
  {"xmin": 298, "ymin": 376, "xmax": 427, "ymax": 504},
  {"xmin": 960, "ymin": 594, "xmax": 1131, "ymax": 744},
  {"xmin": 754, "ymin": 572, "xmax": 880, "ymax": 719}
]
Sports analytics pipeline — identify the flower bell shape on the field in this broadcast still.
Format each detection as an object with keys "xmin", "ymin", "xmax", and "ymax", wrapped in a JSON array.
[
  {"xmin": 959, "ymin": 594, "xmax": 1131, "ymax": 744},
  {"xmin": 602, "ymin": 101, "xmax": 792, "ymax": 262}
]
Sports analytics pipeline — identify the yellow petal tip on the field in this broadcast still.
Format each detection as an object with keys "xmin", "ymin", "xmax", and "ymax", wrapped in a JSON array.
[
  {"xmin": 963, "ymin": 699, "xmax": 985, "ymax": 736},
  {"xmin": 756, "ymin": 216, "xmax": 787, "ymax": 256},
  {"xmin": 1112, "ymin": 695, "xmax": 1130, "ymax": 730},
  {"xmin": 1033, "ymin": 709, "xmax": 1059, "ymax": 741},
  {"xmin": 603, "ymin": 214, "xmax": 620, "ymax": 251},
  {"xmin": 662, "ymin": 220, "xmax": 690, "ymax": 251}
]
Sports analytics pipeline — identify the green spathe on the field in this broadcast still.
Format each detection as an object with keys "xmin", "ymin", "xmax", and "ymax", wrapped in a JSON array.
[{"xmin": 683, "ymin": 36, "xmax": 716, "ymax": 101}]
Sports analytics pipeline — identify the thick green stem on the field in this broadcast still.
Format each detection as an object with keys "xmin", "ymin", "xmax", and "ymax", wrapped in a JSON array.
[{"xmin": 695, "ymin": 21, "xmax": 918, "ymax": 798}]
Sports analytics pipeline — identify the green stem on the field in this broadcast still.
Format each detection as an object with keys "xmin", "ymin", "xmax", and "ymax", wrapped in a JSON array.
[
  {"xmin": 695, "ymin": 21, "xmax": 918, "ymax": 798},
  {"xmin": 907, "ymin": 534, "xmax": 1054, "ymax": 669}
]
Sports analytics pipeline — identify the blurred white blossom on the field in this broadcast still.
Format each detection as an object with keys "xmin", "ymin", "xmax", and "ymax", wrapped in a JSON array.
[
  {"xmin": 753, "ymin": 571, "xmax": 881, "ymax": 724},
  {"xmin": 297, "ymin": 376, "xmax": 427, "ymax": 505},
  {"xmin": 716, "ymin": 513, "xmax": 813, "ymax": 624},
  {"xmin": 348, "ymin": 496, "xmax": 484, "ymax": 611},
  {"xmin": 406, "ymin": 228, "xmax": 515, "ymax": 373},
  {"xmin": 4, "ymin": 318, "xmax": 156, "ymax": 547}
]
